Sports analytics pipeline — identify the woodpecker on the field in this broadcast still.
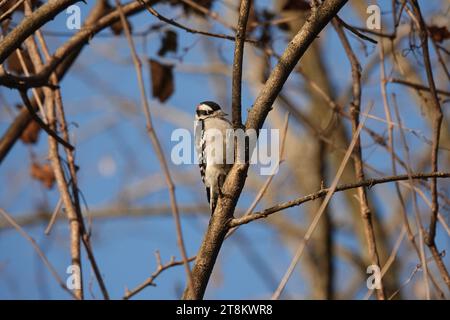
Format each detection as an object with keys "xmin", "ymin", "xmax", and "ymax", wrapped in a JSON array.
[{"xmin": 195, "ymin": 101, "xmax": 233, "ymax": 214}]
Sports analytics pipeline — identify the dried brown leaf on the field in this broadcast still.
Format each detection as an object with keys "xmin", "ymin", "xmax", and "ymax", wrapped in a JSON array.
[
  {"xmin": 30, "ymin": 162, "xmax": 55, "ymax": 189},
  {"xmin": 428, "ymin": 25, "xmax": 450, "ymax": 43},
  {"xmin": 101, "ymin": 1, "xmax": 133, "ymax": 35},
  {"xmin": 149, "ymin": 59, "xmax": 175, "ymax": 103},
  {"xmin": 158, "ymin": 30, "xmax": 178, "ymax": 56},
  {"xmin": 20, "ymin": 120, "xmax": 41, "ymax": 144},
  {"xmin": 165, "ymin": 0, "xmax": 214, "ymax": 16},
  {"xmin": 282, "ymin": 0, "xmax": 310, "ymax": 11}
]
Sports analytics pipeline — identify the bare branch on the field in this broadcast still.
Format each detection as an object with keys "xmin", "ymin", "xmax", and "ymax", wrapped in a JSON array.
[
  {"xmin": 115, "ymin": 0, "xmax": 193, "ymax": 296},
  {"xmin": 229, "ymin": 172, "xmax": 450, "ymax": 227},
  {"xmin": 0, "ymin": 208, "xmax": 76, "ymax": 298},
  {"xmin": 333, "ymin": 19, "xmax": 385, "ymax": 299},
  {"xmin": 137, "ymin": 0, "xmax": 257, "ymax": 45},
  {"xmin": 0, "ymin": 0, "xmax": 80, "ymax": 63},
  {"xmin": 182, "ymin": 0, "xmax": 349, "ymax": 300},
  {"xmin": 231, "ymin": 0, "xmax": 251, "ymax": 128},
  {"xmin": 123, "ymin": 253, "xmax": 196, "ymax": 300}
]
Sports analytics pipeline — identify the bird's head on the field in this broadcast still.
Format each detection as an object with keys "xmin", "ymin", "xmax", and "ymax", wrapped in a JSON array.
[{"xmin": 196, "ymin": 101, "xmax": 228, "ymax": 120}]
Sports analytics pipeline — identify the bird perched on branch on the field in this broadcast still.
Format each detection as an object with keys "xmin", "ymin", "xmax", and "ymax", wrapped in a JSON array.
[{"xmin": 195, "ymin": 101, "xmax": 233, "ymax": 214}]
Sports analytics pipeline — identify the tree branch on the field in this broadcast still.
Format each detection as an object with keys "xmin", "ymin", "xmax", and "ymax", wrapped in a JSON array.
[
  {"xmin": 123, "ymin": 252, "xmax": 196, "ymax": 300},
  {"xmin": 19, "ymin": 90, "xmax": 74, "ymax": 150},
  {"xmin": 182, "ymin": 0, "xmax": 349, "ymax": 300},
  {"xmin": 0, "ymin": 0, "xmax": 158, "ymax": 165},
  {"xmin": 115, "ymin": 0, "xmax": 193, "ymax": 295},
  {"xmin": 0, "ymin": 208, "xmax": 76, "ymax": 298},
  {"xmin": 229, "ymin": 172, "xmax": 450, "ymax": 227},
  {"xmin": 0, "ymin": 0, "xmax": 80, "ymax": 63},
  {"xmin": 231, "ymin": 0, "xmax": 251, "ymax": 128},
  {"xmin": 333, "ymin": 18, "xmax": 385, "ymax": 299},
  {"xmin": 137, "ymin": 0, "xmax": 257, "ymax": 45}
]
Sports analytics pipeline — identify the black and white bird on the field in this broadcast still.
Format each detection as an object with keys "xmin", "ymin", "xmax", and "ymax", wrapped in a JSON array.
[{"xmin": 195, "ymin": 101, "xmax": 233, "ymax": 214}]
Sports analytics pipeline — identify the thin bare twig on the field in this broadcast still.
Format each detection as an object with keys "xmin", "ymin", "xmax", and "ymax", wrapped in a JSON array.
[
  {"xmin": 115, "ymin": 0, "xmax": 193, "ymax": 296},
  {"xmin": 45, "ymin": 89, "xmax": 83, "ymax": 300},
  {"xmin": 137, "ymin": 0, "xmax": 257, "ymax": 44},
  {"xmin": 334, "ymin": 19, "xmax": 385, "ymax": 299},
  {"xmin": 0, "ymin": 208, "xmax": 76, "ymax": 298},
  {"xmin": 228, "ymin": 172, "xmax": 450, "ymax": 228},
  {"xmin": 123, "ymin": 252, "xmax": 196, "ymax": 300},
  {"xmin": 179, "ymin": 0, "xmax": 236, "ymax": 30},
  {"xmin": 44, "ymin": 197, "xmax": 62, "ymax": 235},
  {"xmin": 231, "ymin": 0, "xmax": 251, "ymax": 128},
  {"xmin": 0, "ymin": 0, "xmax": 24, "ymax": 22},
  {"xmin": 271, "ymin": 104, "xmax": 371, "ymax": 300},
  {"xmin": 226, "ymin": 112, "xmax": 289, "ymax": 239},
  {"xmin": 409, "ymin": 0, "xmax": 449, "ymax": 290},
  {"xmin": 19, "ymin": 90, "xmax": 74, "ymax": 151},
  {"xmin": 32, "ymin": 19, "xmax": 110, "ymax": 299},
  {"xmin": 388, "ymin": 78, "xmax": 450, "ymax": 97}
]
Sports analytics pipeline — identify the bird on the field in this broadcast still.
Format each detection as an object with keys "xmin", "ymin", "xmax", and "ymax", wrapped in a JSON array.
[{"xmin": 194, "ymin": 101, "xmax": 233, "ymax": 214}]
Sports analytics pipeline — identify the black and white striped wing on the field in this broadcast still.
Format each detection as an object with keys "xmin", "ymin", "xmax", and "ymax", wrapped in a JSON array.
[{"xmin": 194, "ymin": 119, "xmax": 210, "ymax": 203}]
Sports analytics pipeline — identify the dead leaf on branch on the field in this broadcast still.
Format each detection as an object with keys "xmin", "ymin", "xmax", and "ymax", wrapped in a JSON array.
[
  {"xmin": 21, "ymin": 120, "xmax": 41, "ymax": 145},
  {"xmin": 282, "ymin": 0, "xmax": 311, "ymax": 11},
  {"xmin": 30, "ymin": 162, "xmax": 55, "ymax": 189},
  {"xmin": 428, "ymin": 25, "xmax": 450, "ymax": 43},
  {"xmin": 165, "ymin": 0, "xmax": 214, "ymax": 17},
  {"xmin": 158, "ymin": 30, "xmax": 178, "ymax": 57},
  {"xmin": 102, "ymin": 1, "xmax": 133, "ymax": 36},
  {"xmin": 110, "ymin": 16, "xmax": 133, "ymax": 36},
  {"xmin": 149, "ymin": 59, "xmax": 174, "ymax": 103}
]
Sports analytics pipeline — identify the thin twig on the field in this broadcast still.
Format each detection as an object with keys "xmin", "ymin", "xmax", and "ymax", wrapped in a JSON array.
[
  {"xmin": 44, "ymin": 197, "xmax": 62, "ymax": 235},
  {"xmin": 0, "ymin": 208, "xmax": 76, "ymax": 298},
  {"xmin": 335, "ymin": 15, "xmax": 378, "ymax": 44},
  {"xmin": 179, "ymin": 0, "xmax": 236, "ymax": 30},
  {"xmin": 334, "ymin": 19, "xmax": 385, "ymax": 299},
  {"xmin": 32, "ymin": 19, "xmax": 110, "ymax": 299},
  {"xmin": 45, "ymin": 89, "xmax": 83, "ymax": 300},
  {"xmin": 393, "ymin": 94, "xmax": 431, "ymax": 299},
  {"xmin": 388, "ymin": 78, "xmax": 450, "ymax": 97},
  {"xmin": 226, "ymin": 112, "xmax": 289, "ymax": 239},
  {"xmin": 409, "ymin": 0, "xmax": 449, "ymax": 290},
  {"xmin": 116, "ymin": 0, "xmax": 193, "ymax": 296},
  {"xmin": 231, "ymin": 0, "xmax": 251, "ymax": 128},
  {"xmin": 0, "ymin": 0, "xmax": 25, "ymax": 23},
  {"xmin": 137, "ymin": 0, "xmax": 257, "ymax": 44},
  {"xmin": 14, "ymin": 48, "xmax": 47, "ymax": 122},
  {"xmin": 364, "ymin": 226, "xmax": 406, "ymax": 300},
  {"xmin": 271, "ymin": 104, "xmax": 371, "ymax": 300},
  {"xmin": 229, "ymin": 172, "xmax": 450, "ymax": 228},
  {"xmin": 19, "ymin": 90, "xmax": 74, "ymax": 151},
  {"xmin": 123, "ymin": 252, "xmax": 196, "ymax": 300}
]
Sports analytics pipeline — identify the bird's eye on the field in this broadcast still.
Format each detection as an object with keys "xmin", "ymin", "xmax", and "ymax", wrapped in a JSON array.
[{"xmin": 197, "ymin": 110, "xmax": 212, "ymax": 116}]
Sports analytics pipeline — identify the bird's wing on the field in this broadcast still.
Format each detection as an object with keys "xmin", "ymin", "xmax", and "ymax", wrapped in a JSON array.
[{"xmin": 194, "ymin": 119, "xmax": 207, "ymax": 184}]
